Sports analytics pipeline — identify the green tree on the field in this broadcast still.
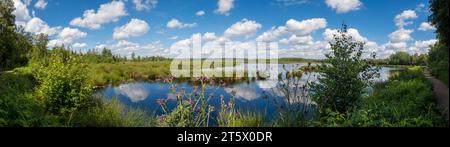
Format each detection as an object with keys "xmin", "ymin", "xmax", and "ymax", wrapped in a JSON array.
[
  {"xmin": 0, "ymin": 0, "xmax": 32, "ymax": 71},
  {"xmin": 311, "ymin": 25, "xmax": 380, "ymax": 113},
  {"xmin": 131, "ymin": 52, "xmax": 136, "ymax": 61},
  {"xmin": 428, "ymin": 0, "xmax": 449, "ymax": 85},
  {"xmin": 429, "ymin": 0, "xmax": 449, "ymax": 46},
  {"xmin": 29, "ymin": 33, "xmax": 49, "ymax": 62}
]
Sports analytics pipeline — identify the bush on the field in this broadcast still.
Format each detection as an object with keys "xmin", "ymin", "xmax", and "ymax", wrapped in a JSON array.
[
  {"xmin": 35, "ymin": 48, "xmax": 94, "ymax": 115},
  {"xmin": 319, "ymin": 68, "xmax": 448, "ymax": 127},
  {"xmin": 311, "ymin": 25, "xmax": 379, "ymax": 113},
  {"xmin": 0, "ymin": 69, "xmax": 61, "ymax": 127}
]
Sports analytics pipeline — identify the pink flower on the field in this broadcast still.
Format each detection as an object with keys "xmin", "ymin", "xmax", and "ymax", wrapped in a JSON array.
[{"xmin": 156, "ymin": 99, "xmax": 166, "ymax": 105}]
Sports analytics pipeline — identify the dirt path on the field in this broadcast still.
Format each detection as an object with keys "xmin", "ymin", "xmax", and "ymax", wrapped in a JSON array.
[{"xmin": 424, "ymin": 69, "xmax": 449, "ymax": 120}]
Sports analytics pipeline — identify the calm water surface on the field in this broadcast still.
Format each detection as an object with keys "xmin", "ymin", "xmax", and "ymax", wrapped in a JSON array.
[{"xmin": 96, "ymin": 64, "xmax": 400, "ymax": 118}]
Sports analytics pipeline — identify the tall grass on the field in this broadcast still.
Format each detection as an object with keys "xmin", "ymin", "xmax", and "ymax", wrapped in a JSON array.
[
  {"xmin": 89, "ymin": 61, "xmax": 171, "ymax": 86},
  {"xmin": 72, "ymin": 98, "xmax": 157, "ymax": 127}
]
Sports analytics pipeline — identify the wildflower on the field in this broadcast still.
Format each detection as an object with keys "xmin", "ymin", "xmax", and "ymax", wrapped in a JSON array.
[
  {"xmin": 220, "ymin": 80, "xmax": 226, "ymax": 86},
  {"xmin": 189, "ymin": 98, "xmax": 193, "ymax": 105},
  {"xmin": 156, "ymin": 99, "xmax": 166, "ymax": 106}
]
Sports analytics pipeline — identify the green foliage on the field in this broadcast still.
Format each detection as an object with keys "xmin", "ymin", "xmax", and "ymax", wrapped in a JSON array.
[
  {"xmin": 0, "ymin": 68, "xmax": 61, "ymax": 127},
  {"xmin": 311, "ymin": 25, "xmax": 379, "ymax": 113},
  {"xmin": 315, "ymin": 68, "xmax": 447, "ymax": 127},
  {"xmin": 34, "ymin": 48, "xmax": 94, "ymax": 115},
  {"xmin": 387, "ymin": 52, "xmax": 427, "ymax": 66},
  {"xmin": 428, "ymin": 0, "xmax": 449, "ymax": 86},
  {"xmin": 428, "ymin": 43, "xmax": 448, "ymax": 86},
  {"xmin": 0, "ymin": 0, "xmax": 32, "ymax": 71},
  {"xmin": 72, "ymin": 98, "xmax": 156, "ymax": 127},
  {"xmin": 89, "ymin": 61, "xmax": 171, "ymax": 86},
  {"xmin": 429, "ymin": 0, "xmax": 449, "ymax": 46},
  {"xmin": 157, "ymin": 79, "xmax": 214, "ymax": 127}
]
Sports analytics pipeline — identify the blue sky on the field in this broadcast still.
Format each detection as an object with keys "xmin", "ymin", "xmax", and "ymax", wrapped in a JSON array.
[{"xmin": 13, "ymin": 0, "xmax": 438, "ymax": 59}]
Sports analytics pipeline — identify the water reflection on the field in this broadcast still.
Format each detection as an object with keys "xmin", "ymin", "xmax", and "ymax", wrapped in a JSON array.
[
  {"xmin": 98, "ymin": 65, "xmax": 400, "ymax": 116},
  {"xmin": 114, "ymin": 83, "xmax": 150, "ymax": 102},
  {"xmin": 224, "ymin": 83, "xmax": 261, "ymax": 101}
]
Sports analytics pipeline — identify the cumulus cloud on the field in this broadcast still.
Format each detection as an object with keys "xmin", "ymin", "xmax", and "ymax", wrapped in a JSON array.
[
  {"xmin": 409, "ymin": 39, "xmax": 437, "ymax": 54},
  {"xmin": 98, "ymin": 40, "xmax": 169, "ymax": 57},
  {"xmin": 48, "ymin": 27, "xmax": 87, "ymax": 48},
  {"xmin": 196, "ymin": 10, "xmax": 205, "ymax": 16},
  {"xmin": 70, "ymin": 1, "xmax": 128, "ymax": 29},
  {"xmin": 113, "ymin": 18, "xmax": 149, "ymax": 40},
  {"xmin": 203, "ymin": 32, "xmax": 218, "ymax": 41},
  {"xmin": 280, "ymin": 35, "xmax": 314, "ymax": 45},
  {"xmin": 132, "ymin": 0, "xmax": 157, "ymax": 11},
  {"xmin": 34, "ymin": 0, "xmax": 47, "ymax": 10},
  {"xmin": 72, "ymin": 43, "xmax": 88, "ymax": 49},
  {"xmin": 418, "ymin": 22, "xmax": 436, "ymax": 31},
  {"xmin": 166, "ymin": 18, "xmax": 197, "ymax": 29},
  {"xmin": 323, "ymin": 28, "xmax": 369, "ymax": 43},
  {"xmin": 12, "ymin": 0, "xmax": 32, "ymax": 26},
  {"xmin": 24, "ymin": 17, "xmax": 61, "ymax": 36},
  {"xmin": 389, "ymin": 28, "xmax": 414, "ymax": 43},
  {"xmin": 325, "ymin": 0, "xmax": 362, "ymax": 13},
  {"xmin": 215, "ymin": 0, "xmax": 234, "ymax": 16},
  {"xmin": 286, "ymin": 18, "xmax": 327, "ymax": 36},
  {"xmin": 256, "ymin": 26, "xmax": 288, "ymax": 42},
  {"xmin": 224, "ymin": 19, "xmax": 262, "ymax": 38},
  {"xmin": 394, "ymin": 10, "xmax": 418, "ymax": 28}
]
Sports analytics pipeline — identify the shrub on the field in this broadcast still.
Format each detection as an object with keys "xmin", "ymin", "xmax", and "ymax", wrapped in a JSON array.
[
  {"xmin": 311, "ymin": 25, "xmax": 379, "ymax": 113},
  {"xmin": 34, "ymin": 48, "xmax": 94, "ymax": 115},
  {"xmin": 0, "ymin": 69, "xmax": 61, "ymax": 127}
]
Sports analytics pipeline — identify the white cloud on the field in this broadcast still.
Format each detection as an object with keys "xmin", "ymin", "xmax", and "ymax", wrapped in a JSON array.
[
  {"xmin": 418, "ymin": 22, "xmax": 436, "ymax": 31},
  {"xmin": 166, "ymin": 18, "xmax": 197, "ymax": 29},
  {"xmin": 388, "ymin": 28, "xmax": 414, "ymax": 43},
  {"xmin": 325, "ymin": 0, "xmax": 362, "ymax": 13},
  {"xmin": 203, "ymin": 32, "xmax": 218, "ymax": 41},
  {"xmin": 215, "ymin": 0, "xmax": 234, "ymax": 16},
  {"xmin": 24, "ymin": 17, "xmax": 61, "ymax": 36},
  {"xmin": 224, "ymin": 19, "xmax": 262, "ymax": 38},
  {"xmin": 276, "ymin": 0, "xmax": 309, "ymax": 6},
  {"xmin": 256, "ymin": 26, "xmax": 288, "ymax": 42},
  {"xmin": 58, "ymin": 27, "xmax": 87, "ymax": 43},
  {"xmin": 132, "ymin": 0, "xmax": 157, "ymax": 11},
  {"xmin": 34, "ymin": 0, "xmax": 47, "ymax": 10},
  {"xmin": 12, "ymin": 0, "xmax": 32, "ymax": 26},
  {"xmin": 70, "ymin": 1, "xmax": 128, "ymax": 29},
  {"xmin": 285, "ymin": 18, "xmax": 327, "ymax": 36},
  {"xmin": 72, "ymin": 43, "xmax": 88, "ymax": 49},
  {"xmin": 394, "ymin": 10, "xmax": 418, "ymax": 28},
  {"xmin": 170, "ymin": 36, "xmax": 179, "ymax": 40},
  {"xmin": 48, "ymin": 27, "xmax": 87, "ymax": 48},
  {"xmin": 280, "ymin": 35, "xmax": 314, "ymax": 45},
  {"xmin": 113, "ymin": 18, "xmax": 149, "ymax": 40},
  {"xmin": 415, "ymin": 3, "xmax": 427, "ymax": 12},
  {"xmin": 108, "ymin": 40, "xmax": 168, "ymax": 57},
  {"xmin": 409, "ymin": 39, "xmax": 437, "ymax": 54},
  {"xmin": 323, "ymin": 28, "xmax": 368, "ymax": 42},
  {"xmin": 196, "ymin": 10, "xmax": 205, "ymax": 16}
]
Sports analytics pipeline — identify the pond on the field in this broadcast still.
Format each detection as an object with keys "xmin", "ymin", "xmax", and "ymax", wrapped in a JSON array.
[{"xmin": 95, "ymin": 64, "xmax": 401, "ymax": 120}]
